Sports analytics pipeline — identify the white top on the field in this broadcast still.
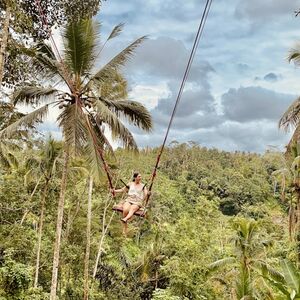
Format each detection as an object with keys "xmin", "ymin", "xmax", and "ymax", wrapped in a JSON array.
[{"xmin": 128, "ymin": 183, "xmax": 144, "ymax": 201}]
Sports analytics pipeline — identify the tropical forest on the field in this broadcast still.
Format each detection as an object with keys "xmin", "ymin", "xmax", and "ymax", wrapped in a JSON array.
[{"xmin": 1, "ymin": 1, "xmax": 300, "ymax": 299}]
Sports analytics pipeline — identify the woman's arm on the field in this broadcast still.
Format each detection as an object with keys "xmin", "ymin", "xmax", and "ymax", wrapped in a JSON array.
[{"xmin": 113, "ymin": 183, "xmax": 130, "ymax": 194}]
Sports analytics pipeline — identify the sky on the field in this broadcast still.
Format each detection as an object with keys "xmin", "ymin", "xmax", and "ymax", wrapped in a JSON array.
[{"xmin": 44, "ymin": 0, "xmax": 300, "ymax": 153}]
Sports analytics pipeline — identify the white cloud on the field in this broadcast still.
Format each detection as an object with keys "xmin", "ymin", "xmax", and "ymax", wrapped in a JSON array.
[{"xmin": 128, "ymin": 82, "xmax": 170, "ymax": 110}]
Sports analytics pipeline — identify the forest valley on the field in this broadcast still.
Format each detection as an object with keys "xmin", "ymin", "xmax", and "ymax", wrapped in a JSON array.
[{"xmin": 1, "ymin": 134, "xmax": 300, "ymax": 299}]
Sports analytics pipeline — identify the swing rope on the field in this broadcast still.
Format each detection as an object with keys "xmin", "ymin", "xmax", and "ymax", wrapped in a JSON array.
[
  {"xmin": 113, "ymin": 0, "xmax": 213, "ymax": 217},
  {"xmin": 143, "ymin": 0, "xmax": 213, "ymax": 211}
]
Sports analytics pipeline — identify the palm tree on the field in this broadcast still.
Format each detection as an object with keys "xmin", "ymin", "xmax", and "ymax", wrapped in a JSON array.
[
  {"xmin": 0, "ymin": 101, "xmax": 31, "ymax": 170},
  {"xmin": 135, "ymin": 231, "xmax": 165, "ymax": 288},
  {"xmin": 272, "ymin": 155, "xmax": 296, "ymax": 240},
  {"xmin": 209, "ymin": 218, "xmax": 273, "ymax": 299},
  {"xmin": 23, "ymin": 136, "xmax": 62, "ymax": 288},
  {"xmin": 272, "ymin": 142, "xmax": 300, "ymax": 262},
  {"xmin": 0, "ymin": 18, "xmax": 152, "ymax": 299}
]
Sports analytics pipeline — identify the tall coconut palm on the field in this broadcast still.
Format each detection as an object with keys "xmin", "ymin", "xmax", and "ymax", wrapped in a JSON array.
[
  {"xmin": 24, "ymin": 136, "xmax": 62, "ymax": 288},
  {"xmin": 209, "ymin": 218, "xmax": 273, "ymax": 299},
  {"xmin": 272, "ymin": 142, "xmax": 300, "ymax": 263},
  {"xmin": 135, "ymin": 231, "xmax": 165, "ymax": 287},
  {"xmin": 271, "ymin": 149, "xmax": 296, "ymax": 240},
  {"xmin": 0, "ymin": 18, "xmax": 152, "ymax": 299}
]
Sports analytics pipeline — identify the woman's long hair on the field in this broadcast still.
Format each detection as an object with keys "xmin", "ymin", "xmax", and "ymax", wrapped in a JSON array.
[{"xmin": 132, "ymin": 172, "xmax": 139, "ymax": 182}]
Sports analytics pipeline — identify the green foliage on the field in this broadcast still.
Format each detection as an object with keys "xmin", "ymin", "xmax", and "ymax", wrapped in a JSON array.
[
  {"xmin": 0, "ymin": 141, "xmax": 294, "ymax": 299},
  {"xmin": 163, "ymin": 143, "xmax": 272, "ymax": 215},
  {"xmin": 0, "ymin": 251, "xmax": 32, "ymax": 298},
  {"xmin": 0, "ymin": 0, "xmax": 105, "ymax": 88}
]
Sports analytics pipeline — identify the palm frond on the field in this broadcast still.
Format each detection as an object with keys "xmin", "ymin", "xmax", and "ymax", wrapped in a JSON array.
[
  {"xmin": 286, "ymin": 126, "xmax": 300, "ymax": 155},
  {"xmin": 0, "ymin": 140, "xmax": 20, "ymax": 169},
  {"xmin": 210, "ymin": 276, "xmax": 228, "ymax": 285},
  {"xmin": 87, "ymin": 113, "xmax": 114, "ymax": 153},
  {"xmin": 256, "ymin": 261, "xmax": 285, "ymax": 283},
  {"xmin": 0, "ymin": 105, "xmax": 49, "ymax": 139},
  {"xmin": 107, "ymin": 23, "xmax": 124, "ymax": 40},
  {"xmin": 12, "ymin": 86, "xmax": 58, "ymax": 106},
  {"xmin": 85, "ymin": 36, "xmax": 147, "ymax": 89},
  {"xmin": 84, "ymin": 128, "xmax": 111, "ymax": 181},
  {"xmin": 57, "ymin": 104, "xmax": 87, "ymax": 155},
  {"xmin": 26, "ymin": 43, "xmax": 66, "ymax": 84},
  {"xmin": 63, "ymin": 19, "xmax": 99, "ymax": 76},
  {"xmin": 99, "ymin": 98, "xmax": 152, "ymax": 131},
  {"xmin": 281, "ymin": 259, "xmax": 300, "ymax": 293},
  {"xmin": 279, "ymin": 97, "xmax": 300, "ymax": 132},
  {"xmin": 70, "ymin": 166, "xmax": 90, "ymax": 177},
  {"xmin": 263, "ymin": 277, "xmax": 290, "ymax": 297},
  {"xmin": 271, "ymin": 168, "xmax": 290, "ymax": 196},
  {"xmin": 99, "ymin": 70, "xmax": 128, "ymax": 100},
  {"xmin": 208, "ymin": 257, "xmax": 236, "ymax": 272},
  {"xmin": 288, "ymin": 45, "xmax": 300, "ymax": 65},
  {"xmin": 271, "ymin": 168, "xmax": 290, "ymax": 178},
  {"xmin": 94, "ymin": 100, "xmax": 138, "ymax": 150}
]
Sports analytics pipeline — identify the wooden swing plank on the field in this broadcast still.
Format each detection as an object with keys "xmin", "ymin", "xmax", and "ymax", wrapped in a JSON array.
[{"xmin": 112, "ymin": 204, "xmax": 146, "ymax": 217}]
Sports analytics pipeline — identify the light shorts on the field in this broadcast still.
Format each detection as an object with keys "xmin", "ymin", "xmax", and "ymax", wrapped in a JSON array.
[{"xmin": 125, "ymin": 195, "xmax": 143, "ymax": 208}]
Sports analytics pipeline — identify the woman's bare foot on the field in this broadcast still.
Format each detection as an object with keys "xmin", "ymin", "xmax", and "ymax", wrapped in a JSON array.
[{"xmin": 121, "ymin": 218, "xmax": 127, "ymax": 223}]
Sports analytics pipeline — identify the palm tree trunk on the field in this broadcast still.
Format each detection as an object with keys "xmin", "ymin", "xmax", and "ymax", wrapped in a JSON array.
[
  {"xmin": 50, "ymin": 148, "xmax": 70, "ymax": 300},
  {"xmin": 0, "ymin": 4, "xmax": 11, "ymax": 86},
  {"xmin": 20, "ymin": 176, "xmax": 42, "ymax": 225},
  {"xmin": 34, "ymin": 180, "xmax": 49, "ymax": 288},
  {"xmin": 84, "ymin": 176, "xmax": 93, "ymax": 300},
  {"xmin": 288, "ymin": 205, "xmax": 295, "ymax": 241},
  {"xmin": 92, "ymin": 197, "xmax": 115, "ymax": 278}
]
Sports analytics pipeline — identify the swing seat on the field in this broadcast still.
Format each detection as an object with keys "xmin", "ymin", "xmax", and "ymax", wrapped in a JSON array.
[{"xmin": 112, "ymin": 204, "xmax": 146, "ymax": 217}]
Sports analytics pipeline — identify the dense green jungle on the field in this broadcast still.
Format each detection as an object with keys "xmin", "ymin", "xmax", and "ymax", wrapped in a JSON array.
[{"xmin": 1, "ymin": 136, "xmax": 300, "ymax": 299}]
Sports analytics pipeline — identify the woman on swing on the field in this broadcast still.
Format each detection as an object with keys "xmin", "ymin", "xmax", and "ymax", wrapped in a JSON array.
[{"xmin": 112, "ymin": 172, "xmax": 149, "ymax": 233}]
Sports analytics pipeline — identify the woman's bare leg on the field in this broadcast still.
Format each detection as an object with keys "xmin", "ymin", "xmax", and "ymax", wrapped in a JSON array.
[
  {"xmin": 122, "ymin": 204, "xmax": 140, "ymax": 222},
  {"xmin": 122, "ymin": 202, "xmax": 131, "ymax": 218},
  {"xmin": 122, "ymin": 202, "xmax": 131, "ymax": 235}
]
